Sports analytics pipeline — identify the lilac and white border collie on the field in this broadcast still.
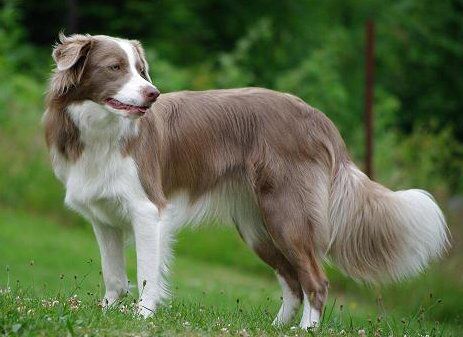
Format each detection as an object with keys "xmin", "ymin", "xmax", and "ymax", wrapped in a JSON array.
[{"xmin": 44, "ymin": 33, "xmax": 450, "ymax": 328}]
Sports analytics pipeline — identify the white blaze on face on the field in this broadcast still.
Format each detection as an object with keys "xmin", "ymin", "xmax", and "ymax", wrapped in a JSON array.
[{"xmin": 113, "ymin": 39, "xmax": 157, "ymax": 107}]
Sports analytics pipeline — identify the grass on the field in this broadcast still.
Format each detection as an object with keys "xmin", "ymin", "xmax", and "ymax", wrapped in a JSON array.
[
  {"xmin": 0, "ymin": 208, "xmax": 462, "ymax": 336},
  {"xmin": 1, "ymin": 14, "xmax": 462, "ymax": 335}
]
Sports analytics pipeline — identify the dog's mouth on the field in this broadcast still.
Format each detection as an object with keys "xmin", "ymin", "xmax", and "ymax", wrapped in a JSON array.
[{"xmin": 104, "ymin": 98, "xmax": 150, "ymax": 115}]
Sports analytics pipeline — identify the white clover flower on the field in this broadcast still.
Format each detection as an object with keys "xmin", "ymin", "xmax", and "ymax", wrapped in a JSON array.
[
  {"xmin": 239, "ymin": 328, "xmax": 249, "ymax": 337},
  {"xmin": 67, "ymin": 294, "xmax": 81, "ymax": 310}
]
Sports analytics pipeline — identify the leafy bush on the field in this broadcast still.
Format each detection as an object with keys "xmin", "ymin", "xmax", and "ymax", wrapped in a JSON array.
[
  {"xmin": 1, "ymin": 0, "xmax": 462, "ymax": 222},
  {"xmin": 376, "ymin": 126, "xmax": 463, "ymax": 197},
  {"xmin": 0, "ymin": 1, "xmax": 64, "ymax": 218}
]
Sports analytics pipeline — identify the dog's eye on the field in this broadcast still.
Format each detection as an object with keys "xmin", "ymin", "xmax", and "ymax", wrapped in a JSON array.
[
  {"xmin": 108, "ymin": 64, "xmax": 121, "ymax": 71},
  {"xmin": 140, "ymin": 68, "xmax": 148, "ymax": 80}
]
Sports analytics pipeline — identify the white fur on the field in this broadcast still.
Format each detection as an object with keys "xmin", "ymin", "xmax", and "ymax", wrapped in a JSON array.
[
  {"xmin": 53, "ymin": 101, "xmax": 167, "ymax": 315},
  {"xmin": 64, "ymin": 100, "xmax": 139, "ymax": 227},
  {"xmin": 328, "ymin": 163, "xmax": 450, "ymax": 282},
  {"xmin": 392, "ymin": 189, "xmax": 450, "ymax": 276},
  {"xmin": 164, "ymin": 183, "xmax": 267, "ymax": 245},
  {"xmin": 300, "ymin": 292, "xmax": 320, "ymax": 329},
  {"xmin": 93, "ymin": 224, "xmax": 128, "ymax": 306},
  {"xmin": 272, "ymin": 275, "xmax": 301, "ymax": 326}
]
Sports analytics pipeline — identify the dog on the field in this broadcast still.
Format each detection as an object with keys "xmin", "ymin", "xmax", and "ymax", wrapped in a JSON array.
[{"xmin": 43, "ymin": 33, "xmax": 450, "ymax": 328}]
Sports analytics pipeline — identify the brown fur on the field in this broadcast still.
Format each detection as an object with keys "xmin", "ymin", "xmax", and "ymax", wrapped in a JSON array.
[
  {"xmin": 141, "ymin": 89, "xmax": 348, "ymax": 197},
  {"xmin": 121, "ymin": 88, "xmax": 349, "ymax": 313}
]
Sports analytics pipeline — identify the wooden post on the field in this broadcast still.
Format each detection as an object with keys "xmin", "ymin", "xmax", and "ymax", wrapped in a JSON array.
[{"xmin": 364, "ymin": 20, "xmax": 375, "ymax": 179}]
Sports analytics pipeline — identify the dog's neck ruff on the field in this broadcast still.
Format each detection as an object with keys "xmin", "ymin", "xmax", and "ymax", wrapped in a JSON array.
[{"xmin": 67, "ymin": 100, "xmax": 140, "ymax": 145}]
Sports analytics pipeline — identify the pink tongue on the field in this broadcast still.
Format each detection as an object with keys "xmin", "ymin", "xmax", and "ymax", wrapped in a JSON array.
[{"xmin": 106, "ymin": 98, "xmax": 125, "ymax": 109}]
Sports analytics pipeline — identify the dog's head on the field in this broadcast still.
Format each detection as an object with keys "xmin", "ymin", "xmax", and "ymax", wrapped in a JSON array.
[{"xmin": 50, "ymin": 33, "xmax": 159, "ymax": 118}]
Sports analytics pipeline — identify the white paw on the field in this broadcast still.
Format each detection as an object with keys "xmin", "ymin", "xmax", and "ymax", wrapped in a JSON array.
[
  {"xmin": 299, "ymin": 311, "xmax": 319, "ymax": 330},
  {"xmin": 137, "ymin": 302, "xmax": 155, "ymax": 318},
  {"xmin": 299, "ymin": 319, "xmax": 319, "ymax": 330},
  {"xmin": 101, "ymin": 288, "xmax": 129, "ymax": 309},
  {"xmin": 272, "ymin": 303, "xmax": 299, "ymax": 326},
  {"xmin": 101, "ymin": 296, "xmax": 118, "ymax": 309},
  {"xmin": 272, "ymin": 317, "xmax": 283, "ymax": 326},
  {"xmin": 272, "ymin": 312, "xmax": 296, "ymax": 326}
]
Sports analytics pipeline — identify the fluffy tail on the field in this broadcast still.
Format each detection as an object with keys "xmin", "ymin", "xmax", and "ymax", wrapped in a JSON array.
[{"xmin": 328, "ymin": 163, "xmax": 450, "ymax": 283}]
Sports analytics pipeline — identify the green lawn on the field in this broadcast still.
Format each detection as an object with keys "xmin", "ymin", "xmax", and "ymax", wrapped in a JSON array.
[{"xmin": 0, "ymin": 208, "xmax": 461, "ymax": 336}]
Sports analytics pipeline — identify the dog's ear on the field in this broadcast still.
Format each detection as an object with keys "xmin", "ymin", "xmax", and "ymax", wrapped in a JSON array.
[
  {"xmin": 50, "ymin": 33, "xmax": 93, "ymax": 96},
  {"xmin": 131, "ymin": 40, "xmax": 152, "ymax": 82},
  {"xmin": 52, "ymin": 33, "xmax": 92, "ymax": 71}
]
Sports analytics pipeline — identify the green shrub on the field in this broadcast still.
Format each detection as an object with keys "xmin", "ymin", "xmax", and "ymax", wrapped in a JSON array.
[
  {"xmin": 375, "ymin": 126, "xmax": 463, "ymax": 198},
  {"xmin": 1, "ymin": 0, "xmax": 462, "ymax": 222}
]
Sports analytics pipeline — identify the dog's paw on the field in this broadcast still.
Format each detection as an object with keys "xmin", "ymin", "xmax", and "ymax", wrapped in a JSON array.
[
  {"xmin": 101, "ymin": 288, "xmax": 130, "ymax": 310},
  {"xmin": 299, "ymin": 317, "xmax": 319, "ymax": 330},
  {"xmin": 272, "ymin": 317, "xmax": 286, "ymax": 327},
  {"xmin": 100, "ymin": 298, "xmax": 118, "ymax": 310},
  {"xmin": 136, "ymin": 302, "xmax": 156, "ymax": 318}
]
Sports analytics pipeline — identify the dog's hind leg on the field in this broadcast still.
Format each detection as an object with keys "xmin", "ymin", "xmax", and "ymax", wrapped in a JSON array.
[
  {"xmin": 255, "ymin": 167, "xmax": 330, "ymax": 329},
  {"xmin": 235, "ymin": 228, "xmax": 302, "ymax": 325},
  {"xmin": 231, "ymin": 189, "xmax": 302, "ymax": 325},
  {"xmin": 253, "ymin": 240, "xmax": 303, "ymax": 325}
]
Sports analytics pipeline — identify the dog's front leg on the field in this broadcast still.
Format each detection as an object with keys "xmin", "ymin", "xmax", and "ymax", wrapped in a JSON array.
[
  {"xmin": 92, "ymin": 222, "xmax": 129, "ymax": 307},
  {"xmin": 132, "ymin": 202, "xmax": 167, "ymax": 318}
]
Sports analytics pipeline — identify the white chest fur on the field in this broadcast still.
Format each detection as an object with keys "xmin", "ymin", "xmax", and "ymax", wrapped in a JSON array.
[
  {"xmin": 52, "ymin": 101, "xmax": 156, "ymax": 228},
  {"xmin": 64, "ymin": 145, "xmax": 138, "ymax": 228}
]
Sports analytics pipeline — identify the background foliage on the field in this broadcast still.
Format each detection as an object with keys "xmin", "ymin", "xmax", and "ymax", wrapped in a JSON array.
[
  {"xmin": 1, "ymin": 0, "xmax": 463, "ymax": 215},
  {"xmin": 0, "ymin": 0, "xmax": 462, "ymax": 336}
]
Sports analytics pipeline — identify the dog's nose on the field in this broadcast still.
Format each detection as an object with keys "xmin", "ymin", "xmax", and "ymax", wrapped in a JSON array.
[{"xmin": 142, "ymin": 86, "xmax": 160, "ymax": 103}]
